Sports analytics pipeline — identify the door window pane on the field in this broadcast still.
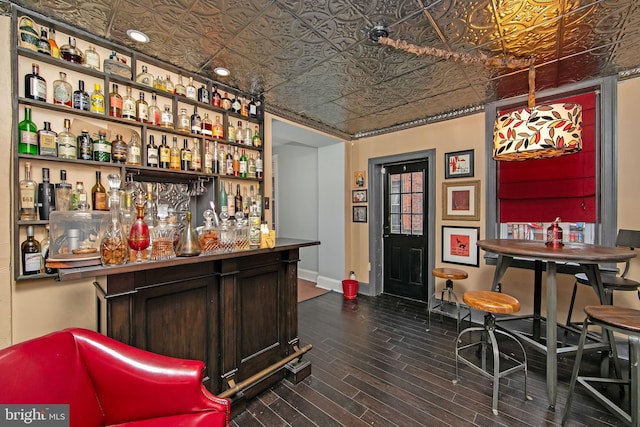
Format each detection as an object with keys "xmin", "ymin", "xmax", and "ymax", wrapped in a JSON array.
[{"xmin": 388, "ymin": 171, "xmax": 424, "ymax": 236}]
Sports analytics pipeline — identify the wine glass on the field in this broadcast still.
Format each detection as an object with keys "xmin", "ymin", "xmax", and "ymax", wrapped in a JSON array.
[{"xmin": 128, "ymin": 202, "xmax": 150, "ymax": 262}]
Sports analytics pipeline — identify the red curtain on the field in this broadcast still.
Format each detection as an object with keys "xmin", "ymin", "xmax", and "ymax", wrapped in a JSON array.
[{"xmin": 498, "ymin": 92, "xmax": 597, "ymax": 223}]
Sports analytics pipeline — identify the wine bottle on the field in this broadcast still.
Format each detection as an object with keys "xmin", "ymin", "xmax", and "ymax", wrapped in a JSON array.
[
  {"xmin": 147, "ymin": 135, "xmax": 159, "ymax": 167},
  {"xmin": 180, "ymin": 139, "xmax": 192, "ymax": 171},
  {"xmin": 159, "ymin": 135, "xmax": 170, "ymax": 169},
  {"xmin": 92, "ymin": 171, "xmax": 107, "ymax": 211}
]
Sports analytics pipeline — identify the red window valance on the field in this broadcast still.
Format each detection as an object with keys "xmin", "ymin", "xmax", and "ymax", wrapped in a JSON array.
[{"xmin": 498, "ymin": 92, "xmax": 597, "ymax": 223}]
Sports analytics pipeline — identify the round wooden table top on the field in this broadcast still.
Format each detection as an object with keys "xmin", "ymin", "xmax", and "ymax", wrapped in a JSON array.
[
  {"xmin": 477, "ymin": 239, "xmax": 637, "ymax": 263},
  {"xmin": 432, "ymin": 267, "xmax": 468, "ymax": 280},
  {"xmin": 463, "ymin": 290, "xmax": 521, "ymax": 314},
  {"xmin": 584, "ymin": 305, "xmax": 640, "ymax": 334}
]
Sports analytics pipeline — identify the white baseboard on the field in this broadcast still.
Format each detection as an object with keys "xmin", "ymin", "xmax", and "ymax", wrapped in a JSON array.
[
  {"xmin": 298, "ymin": 269, "xmax": 318, "ymax": 283},
  {"xmin": 316, "ymin": 275, "xmax": 341, "ymax": 292}
]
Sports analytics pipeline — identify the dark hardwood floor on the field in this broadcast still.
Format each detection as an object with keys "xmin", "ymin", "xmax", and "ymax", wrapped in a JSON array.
[{"xmin": 232, "ymin": 292, "xmax": 628, "ymax": 426}]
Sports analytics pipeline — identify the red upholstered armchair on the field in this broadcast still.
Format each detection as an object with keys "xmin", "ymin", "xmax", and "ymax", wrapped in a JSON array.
[{"xmin": 0, "ymin": 328, "xmax": 230, "ymax": 427}]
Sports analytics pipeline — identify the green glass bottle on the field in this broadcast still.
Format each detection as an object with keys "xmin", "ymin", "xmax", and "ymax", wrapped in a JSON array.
[{"xmin": 18, "ymin": 107, "xmax": 38, "ymax": 155}]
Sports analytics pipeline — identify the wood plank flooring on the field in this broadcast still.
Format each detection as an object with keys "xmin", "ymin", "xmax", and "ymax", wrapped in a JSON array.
[{"xmin": 232, "ymin": 292, "xmax": 629, "ymax": 426}]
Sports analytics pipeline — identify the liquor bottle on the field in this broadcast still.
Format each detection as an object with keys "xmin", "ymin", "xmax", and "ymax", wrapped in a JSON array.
[
  {"xmin": 19, "ymin": 162, "xmax": 37, "ymax": 220},
  {"xmin": 70, "ymin": 181, "xmax": 89, "ymax": 210},
  {"xmin": 213, "ymin": 142, "xmax": 221, "ymax": 174},
  {"xmin": 90, "ymin": 83, "xmax": 105, "ymax": 114},
  {"xmin": 191, "ymin": 138, "xmax": 201, "ymax": 172},
  {"xmin": 128, "ymin": 202, "xmax": 150, "ymax": 262},
  {"xmin": 42, "ymin": 224, "xmax": 55, "ymax": 274},
  {"xmin": 255, "ymin": 99, "xmax": 263, "ymax": 121},
  {"xmin": 221, "ymin": 92, "xmax": 231, "ymax": 110},
  {"xmin": 244, "ymin": 123, "xmax": 252, "ymax": 146},
  {"xmin": 21, "ymin": 226, "xmax": 41, "ymax": 276},
  {"xmin": 122, "ymin": 86, "xmax": 136, "ymax": 120},
  {"xmin": 225, "ymin": 145, "xmax": 233, "ymax": 176},
  {"xmin": 100, "ymin": 174, "xmax": 128, "ymax": 265},
  {"xmin": 73, "ymin": 80, "xmax": 90, "ymax": 111},
  {"xmin": 83, "ymin": 45, "xmax": 100, "ymax": 70},
  {"xmin": 241, "ymin": 98, "xmax": 249, "ymax": 117},
  {"xmin": 177, "ymin": 108, "xmax": 190, "ymax": 132},
  {"xmin": 92, "ymin": 171, "xmax": 107, "ymax": 211},
  {"xmin": 239, "ymin": 149, "xmax": 247, "ymax": 178},
  {"xmin": 60, "ymin": 37, "xmax": 83, "ymax": 64},
  {"xmin": 248, "ymin": 153, "xmax": 256, "ymax": 178},
  {"xmin": 234, "ymin": 184, "xmax": 243, "ymax": 216},
  {"xmin": 109, "ymin": 83, "xmax": 122, "ymax": 117},
  {"xmin": 38, "ymin": 121, "xmax": 57, "ymax": 157},
  {"xmin": 112, "ymin": 134, "xmax": 128, "ymax": 164},
  {"xmin": 249, "ymin": 98, "xmax": 257, "ymax": 118},
  {"xmin": 25, "ymin": 63, "xmax": 46, "ymax": 101},
  {"xmin": 136, "ymin": 65, "xmax": 154, "ymax": 87},
  {"xmin": 252, "ymin": 125, "xmax": 262, "ymax": 147},
  {"xmin": 154, "ymin": 75, "xmax": 165, "ymax": 91},
  {"xmin": 232, "ymin": 146, "xmax": 240, "ymax": 177},
  {"xmin": 146, "ymin": 135, "xmax": 159, "ymax": 167},
  {"xmin": 55, "ymin": 170, "xmax": 72, "ymax": 212},
  {"xmin": 164, "ymin": 75, "xmax": 174, "ymax": 94},
  {"xmin": 169, "ymin": 137, "xmax": 180, "ymax": 171},
  {"xmin": 256, "ymin": 151, "xmax": 263, "ymax": 179},
  {"xmin": 148, "ymin": 94, "xmax": 161, "ymax": 125},
  {"xmin": 186, "ymin": 77, "xmax": 197, "ymax": 100},
  {"xmin": 227, "ymin": 120, "xmax": 235, "ymax": 143},
  {"xmin": 180, "ymin": 138, "xmax": 192, "ymax": 171},
  {"xmin": 127, "ymin": 134, "xmax": 142, "ymax": 166},
  {"xmin": 235, "ymin": 121, "xmax": 244, "ymax": 144},
  {"xmin": 201, "ymin": 113, "xmax": 213, "ymax": 137},
  {"xmin": 175, "ymin": 75, "xmax": 186, "ymax": 96},
  {"xmin": 77, "ymin": 129, "xmax": 93, "ymax": 160},
  {"xmin": 136, "ymin": 92, "xmax": 149, "ymax": 123},
  {"xmin": 242, "ymin": 187, "xmax": 250, "ymax": 216},
  {"xmin": 160, "ymin": 105, "xmax": 174, "ymax": 128},
  {"xmin": 159, "ymin": 135, "xmax": 170, "ymax": 169},
  {"xmin": 211, "ymin": 85, "xmax": 221, "ymax": 108},
  {"xmin": 93, "ymin": 130, "xmax": 111, "ymax": 162},
  {"xmin": 219, "ymin": 181, "xmax": 228, "ymax": 216},
  {"xmin": 203, "ymin": 141, "xmax": 213, "ymax": 174},
  {"xmin": 213, "ymin": 116, "xmax": 224, "ymax": 140},
  {"xmin": 18, "ymin": 107, "xmax": 38, "ymax": 155},
  {"xmin": 57, "ymin": 118, "xmax": 76, "ymax": 159},
  {"xmin": 249, "ymin": 204, "xmax": 261, "ymax": 248},
  {"xmin": 231, "ymin": 93, "xmax": 241, "ymax": 114},
  {"xmin": 191, "ymin": 106, "xmax": 202, "ymax": 134},
  {"xmin": 227, "ymin": 182, "xmax": 235, "ymax": 215},
  {"xmin": 53, "ymin": 72, "xmax": 72, "ymax": 107},
  {"xmin": 37, "ymin": 168, "xmax": 55, "ymax": 220},
  {"xmin": 37, "ymin": 27, "xmax": 51, "ymax": 55},
  {"xmin": 48, "ymin": 27, "xmax": 60, "ymax": 58},
  {"xmin": 198, "ymin": 85, "xmax": 209, "ymax": 104}
]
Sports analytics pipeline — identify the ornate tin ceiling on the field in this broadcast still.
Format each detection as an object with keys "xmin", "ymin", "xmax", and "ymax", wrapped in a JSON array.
[{"xmin": 10, "ymin": 0, "xmax": 640, "ymax": 140}]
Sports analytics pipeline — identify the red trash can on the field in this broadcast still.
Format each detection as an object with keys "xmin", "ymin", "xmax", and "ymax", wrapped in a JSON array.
[{"xmin": 342, "ymin": 279, "xmax": 359, "ymax": 300}]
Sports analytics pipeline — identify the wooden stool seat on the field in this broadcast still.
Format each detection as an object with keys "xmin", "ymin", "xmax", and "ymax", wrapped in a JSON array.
[
  {"xmin": 584, "ymin": 305, "xmax": 640, "ymax": 334},
  {"xmin": 432, "ymin": 267, "xmax": 468, "ymax": 281},
  {"xmin": 463, "ymin": 290, "xmax": 520, "ymax": 315}
]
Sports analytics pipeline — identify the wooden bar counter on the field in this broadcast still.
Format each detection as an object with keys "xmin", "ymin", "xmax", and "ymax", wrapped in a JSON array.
[{"xmin": 58, "ymin": 238, "xmax": 319, "ymax": 411}]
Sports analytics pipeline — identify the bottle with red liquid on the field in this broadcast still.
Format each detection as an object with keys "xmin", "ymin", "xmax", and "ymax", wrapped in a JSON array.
[
  {"xmin": 128, "ymin": 202, "xmax": 150, "ymax": 262},
  {"xmin": 546, "ymin": 217, "xmax": 563, "ymax": 248}
]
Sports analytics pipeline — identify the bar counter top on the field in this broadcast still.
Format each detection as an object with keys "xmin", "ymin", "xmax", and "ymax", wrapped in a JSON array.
[{"xmin": 57, "ymin": 238, "xmax": 320, "ymax": 281}]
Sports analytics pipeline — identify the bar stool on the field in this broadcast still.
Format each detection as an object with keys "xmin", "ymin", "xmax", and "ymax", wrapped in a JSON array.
[
  {"xmin": 428, "ymin": 267, "xmax": 471, "ymax": 338},
  {"xmin": 453, "ymin": 290, "xmax": 531, "ymax": 415},
  {"xmin": 562, "ymin": 305, "xmax": 640, "ymax": 426}
]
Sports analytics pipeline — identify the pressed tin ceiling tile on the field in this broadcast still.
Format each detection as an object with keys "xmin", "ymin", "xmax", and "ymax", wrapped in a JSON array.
[{"xmin": 11, "ymin": 0, "xmax": 640, "ymax": 139}]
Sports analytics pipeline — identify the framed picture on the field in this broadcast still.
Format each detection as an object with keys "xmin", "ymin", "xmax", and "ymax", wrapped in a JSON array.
[
  {"xmin": 352, "ymin": 189, "xmax": 367, "ymax": 203},
  {"xmin": 354, "ymin": 170, "xmax": 366, "ymax": 188},
  {"xmin": 353, "ymin": 206, "xmax": 367, "ymax": 223},
  {"xmin": 442, "ymin": 180, "xmax": 480, "ymax": 221},
  {"xmin": 442, "ymin": 226, "xmax": 480, "ymax": 267},
  {"xmin": 445, "ymin": 149, "xmax": 474, "ymax": 179}
]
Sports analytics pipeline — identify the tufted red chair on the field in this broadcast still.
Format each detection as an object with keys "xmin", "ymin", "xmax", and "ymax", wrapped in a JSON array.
[{"xmin": 0, "ymin": 328, "xmax": 230, "ymax": 427}]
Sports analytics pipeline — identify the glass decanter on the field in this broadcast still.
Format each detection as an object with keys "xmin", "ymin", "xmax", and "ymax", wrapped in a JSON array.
[
  {"xmin": 197, "ymin": 209, "xmax": 219, "ymax": 255},
  {"xmin": 100, "ymin": 174, "xmax": 128, "ymax": 266},
  {"xmin": 150, "ymin": 205, "xmax": 176, "ymax": 261},
  {"xmin": 128, "ymin": 201, "xmax": 150, "ymax": 262},
  {"xmin": 176, "ymin": 212, "xmax": 201, "ymax": 256}
]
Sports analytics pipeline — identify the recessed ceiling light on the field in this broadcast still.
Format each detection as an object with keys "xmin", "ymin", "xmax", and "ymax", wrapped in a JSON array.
[
  {"xmin": 214, "ymin": 67, "xmax": 230, "ymax": 77},
  {"xmin": 127, "ymin": 29, "xmax": 149, "ymax": 43}
]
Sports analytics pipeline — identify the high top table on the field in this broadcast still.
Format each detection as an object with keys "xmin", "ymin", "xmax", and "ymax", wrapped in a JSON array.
[{"xmin": 476, "ymin": 239, "xmax": 636, "ymax": 409}]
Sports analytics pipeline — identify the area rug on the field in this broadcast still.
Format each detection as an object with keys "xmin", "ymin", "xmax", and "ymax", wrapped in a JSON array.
[{"xmin": 297, "ymin": 279, "xmax": 330, "ymax": 302}]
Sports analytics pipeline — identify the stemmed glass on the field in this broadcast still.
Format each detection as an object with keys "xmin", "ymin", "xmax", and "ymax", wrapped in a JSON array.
[{"xmin": 128, "ymin": 201, "xmax": 150, "ymax": 262}]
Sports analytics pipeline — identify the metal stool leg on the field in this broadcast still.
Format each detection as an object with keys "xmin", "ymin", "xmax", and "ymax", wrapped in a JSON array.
[
  {"xmin": 562, "ymin": 318, "xmax": 589, "ymax": 426},
  {"xmin": 630, "ymin": 336, "xmax": 640, "ymax": 426},
  {"xmin": 566, "ymin": 281, "xmax": 579, "ymax": 327}
]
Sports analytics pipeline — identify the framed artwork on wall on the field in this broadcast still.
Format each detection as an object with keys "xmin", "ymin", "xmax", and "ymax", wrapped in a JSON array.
[
  {"xmin": 352, "ymin": 189, "xmax": 367, "ymax": 203},
  {"xmin": 353, "ymin": 206, "xmax": 367, "ymax": 223},
  {"xmin": 445, "ymin": 149, "xmax": 474, "ymax": 179},
  {"xmin": 442, "ymin": 226, "xmax": 480, "ymax": 266},
  {"xmin": 442, "ymin": 180, "xmax": 480, "ymax": 221},
  {"xmin": 354, "ymin": 171, "xmax": 366, "ymax": 188}
]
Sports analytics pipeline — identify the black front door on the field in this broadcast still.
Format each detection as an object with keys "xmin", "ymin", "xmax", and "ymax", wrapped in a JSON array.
[{"xmin": 382, "ymin": 161, "xmax": 428, "ymax": 300}]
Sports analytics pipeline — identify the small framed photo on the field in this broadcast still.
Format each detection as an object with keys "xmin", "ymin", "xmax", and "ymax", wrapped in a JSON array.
[
  {"xmin": 443, "ymin": 180, "xmax": 480, "ymax": 221},
  {"xmin": 445, "ymin": 149, "xmax": 474, "ymax": 179},
  {"xmin": 354, "ymin": 171, "xmax": 366, "ymax": 188},
  {"xmin": 353, "ymin": 206, "xmax": 367, "ymax": 223},
  {"xmin": 352, "ymin": 189, "xmax": 367, "ymax": 203},
  {"xmin": 442, "ymin": 226, "xmax": 480, "ymax": 267}
]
